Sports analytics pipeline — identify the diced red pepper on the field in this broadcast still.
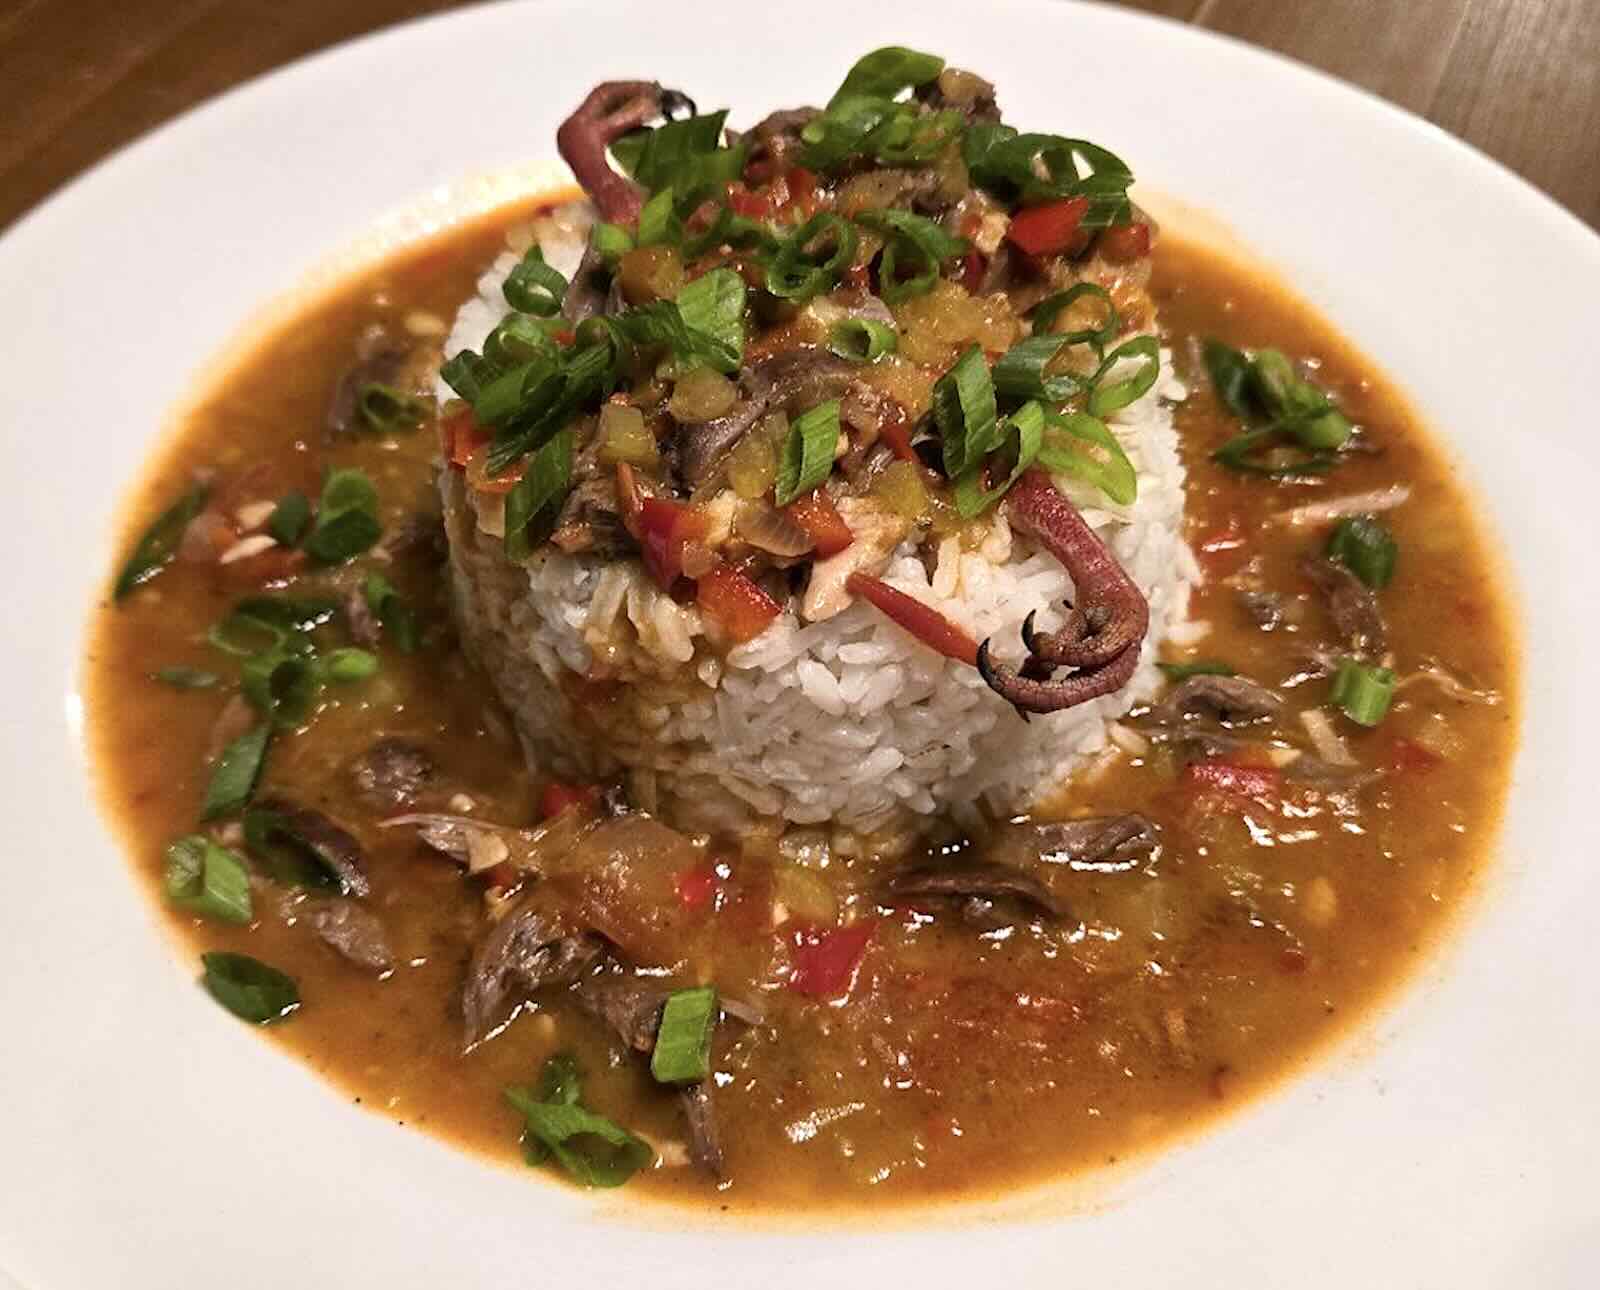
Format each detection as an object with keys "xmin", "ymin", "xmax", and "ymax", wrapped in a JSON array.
[
  {"xmin": 784, "ymin": 491, "xmax": 853, "ymax": 557},
  {"xmin": 696, "ymin": 563, "xmax": 782, "ymax": 643},
  {"xmin": 726, "ymin": 183, "xmax": 775, "ymax": 220},
  {"xmin": 1194, "ymin": 515, "xmax": 1247, "ymax": 575},
  {"xmin": 1005, "ymin": 197, "xmax": 1091, "ymax": 257},
  {"xmin": 444, "ymin": 408, "xmax": 488, "ymax": 468},
  {"xmin": 784, "ymin": 166, "xmax": 818, "ymax": 204},
  {"xmin": 960, "ymin": 249, "xmax": 987, "ymax": 293},
  {"xmin": 1385, "ymin": 737, "xmax": 1442, "ymax": 773},
  {"xmin": 638, "ymin": 497, "xmax": 710, "ymax": 587},
  {"xmin": 1182, "ymin": 761, "xmax": 1282, "ymax": 799},
  {"xmin": 539, "ymin": 780, "xmax": 600, "ymax": 820},
  {"xmin": 676, "ymin": 859, "xmax": 724, "ymax": 913},
  {"xmin": 846, "ymin": 573, "xmax": 979, "ymax": 667},
  {"xmin": 1098, "ymin": 221, "xmax": 1152, "ymax": 263},
  {"xmin": 464, "ymin": 449, "xmax": 525, "ymax": 496},
  {"xmin": 787, "ymin": 919, "xmax": 876, "ymax": 999}
]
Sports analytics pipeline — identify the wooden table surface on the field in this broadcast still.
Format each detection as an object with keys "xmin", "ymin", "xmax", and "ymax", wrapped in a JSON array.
[{"xmin": 2, "ymin": 0, "xmax": 1596, "ymax": 233}]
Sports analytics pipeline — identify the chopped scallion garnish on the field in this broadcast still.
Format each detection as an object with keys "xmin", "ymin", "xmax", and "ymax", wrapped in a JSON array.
[
  {"xmin": 504, "ymin": 426, "xmax": 577, "ymax": 560},
  {"xmin": 765, "ymin": 213, "xmax": 858, "ymax": 302},
  {"xmin": 675, "ymin": 268, "xmax": 747, "ymax": 373},
  {"xmin": 1326, "ymin": 515, "xmax": 1398, "ymax": 589},
  {"xmin": 266, "ymin": 491, "xmax": 311, "ymax": 546},
  {"xmin": 1035, "ymin": 411, "xmax": 1138, "ymax": 506},
  {"xmin": 506, "ymin": 1054, "xmax": 653, "ymax": 1187},
  {"xmin": 112, "ymin": 482, "xmax": 211, "ymax": 602},
  {"xmin": 856, "ymin": 209, "xmax": 966, "ymax": 303},
  {"xmin": 931, "ymin": 345, "xmax": 999, "ymax": 479},
  {"xmin": 200, "ymin": 951, "xmax": 299, "ymax": 1025},
  {"xmin": 305, "ymin": 468, "xmax": 382, "ymax": 565},
  {"xmin": 357, "ymin": 383, "xmax": 427, "ymax": 434},
  {"xmin": 320, "ymin": 648, "xmax": 378, "ymax": 683},
  {"xmin": 1330, "ymin": 658, "xmax": 1396, "ymax": 726},
  {"xmin": 164, "ymin": 835, "xmax": 253, "ymax": 924},
  {"xmin": 1157, "ymin": 660, "xmax": 1237, "ymax": 681},
  {"xmin": 952, "ymin": 401, "xmax": 1045, "ymax": 518},
  {"xmin": 502, "ymin": 246, "xmax": 567, "ymax": 316},
  {"xmin": 1087, "ymin": 335, "xmax": 1161, "ymax": 417},
  {"xmin": 773, "ymin": 401, "xmax": 841, "ymax": 506},
  {"xmin": 200, "ymin": 723, "xmax": 271, "ymax": 820},
  {"xmin": 827, "ymin": 318, "xmax": 898, "ymax": 363},
  {"xmin": 650, "ymin": 986, "xmax": 719, "ymax": 1085},
  {"xmin": 241, "ymin": 648, "xmax": 318, "ymax": 727},
  {"xmin": 153, "ymin": 666, "xmax": 220, "ymax": 690},
  {"xmin": 362, "ymin": 573, "xmax": 419, "ymax": 653}
]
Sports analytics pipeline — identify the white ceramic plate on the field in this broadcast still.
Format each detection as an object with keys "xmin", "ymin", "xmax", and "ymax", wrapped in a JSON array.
[{"xmin": 2, "ymin": 2, "xmax": 1596, "ymax": 1286}]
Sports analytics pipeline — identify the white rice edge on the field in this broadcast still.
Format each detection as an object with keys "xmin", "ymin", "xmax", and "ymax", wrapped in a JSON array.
[{"xmin": 440, "ymin": 202, "xmax": 1199, "ymax": 835}]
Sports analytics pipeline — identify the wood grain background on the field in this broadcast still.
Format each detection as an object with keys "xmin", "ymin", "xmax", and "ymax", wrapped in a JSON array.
[{"xmin": 1, "ymin": 0, "xmax": 1596, "ymax": 233}]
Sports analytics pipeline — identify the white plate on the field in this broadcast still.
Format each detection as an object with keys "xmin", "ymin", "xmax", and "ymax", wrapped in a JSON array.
[{"xmin": 2, "ymin": 2, "xmax": 1596, "ymax": 1286}]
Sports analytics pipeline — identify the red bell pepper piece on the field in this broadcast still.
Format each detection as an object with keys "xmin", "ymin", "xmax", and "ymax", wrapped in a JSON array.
[
  {"xmin": 696, "ymin": 563, "xmax": 782, "ymax": 643},
  {"xmin": 676, "ymin": 859, "xmax": 724, "ymax": 913},
  {"xmin": 1097, "ymin": 221, "xmax": 1152, "ymax": 263},
  {"xmin": 960, "ymin": 249, "xmax": 987, "ymax": 293},
  {"xmin": 1182, "ymin": 761, "xmax": 1281, "ymax": 799},
  {"xmin": 784, "ymin": 166, "xmax": 818, "ymax": 204},
  {"xmin": 785, "ymin": 491, "xmax": 853, "ymax": 557},
  {"xmin": 444, "ymin": 408, "xmax": 488, "ymax": 468},
  {"xmin": 1005, "ymin": 197, "xmax": 1091, "ymax": 257},
  {"xmin": 638, "ymin": 497, "xmax": 710, "ymax": 587},
  {"xmin": 726, "ymin": 183, "xmax": 775, "ymax": 220},
  {"xmin": 539, "ymin": 781, "xmax": 600, "ymax": 820},
  {"xmin": 846, "ymin": 573, "xmax": 979, "ymax": 666},
  {"xmin": 1385, "ymin": 737, "xmax": 1441, "ymax": 773},
  {"xmin": 787, "ymin": 919, "xmax": 876, "ymax": 999}
]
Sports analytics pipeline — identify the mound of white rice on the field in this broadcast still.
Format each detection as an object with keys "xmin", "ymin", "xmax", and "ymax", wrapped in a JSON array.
[{"xmin": 438, "ymin": 204, "xmax": 1199, "ymax": 840}]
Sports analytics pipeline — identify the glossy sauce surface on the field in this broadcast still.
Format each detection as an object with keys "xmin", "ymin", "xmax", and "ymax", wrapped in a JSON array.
[{"xmin": 86, "ymin": 200, "xmax": 1517, "ymax": 1210}]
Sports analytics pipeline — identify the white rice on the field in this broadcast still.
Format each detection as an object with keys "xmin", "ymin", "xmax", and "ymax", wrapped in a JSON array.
[{"xmin": 438, "ymin": 204, "xmax": 1198, "ymax": 839}]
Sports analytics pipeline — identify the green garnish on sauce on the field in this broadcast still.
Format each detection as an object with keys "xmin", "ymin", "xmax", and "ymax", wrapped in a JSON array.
[
  {"xmin": 201, "ymin": 952, "xmax": 300, "ymax": 1025},
  {"xmin": 112, "ymin": 481, "xmax": 211, "ymax": 601},
  {"xmin": 1326, "ymin": 515, "xmax": 1398, "ymax": 589},
  {"xmin": 1157, "ymin": 661, "xmax": 1237, "ymax": 681},
  {"xmin": 506, "ymin": 1054, "xmax": 654, "ymax": 1188},
  {"xmin": 774, "ymin": 401, "xmax": 842, "ymax": 506},
  {"xmin": 164, "ymin": 835, "xmax": 253, "ymax": 924},
  {"xmin": 650, "ymin": 986, "xmax": 719, "ymax": 1085},
  {"xmin": 305, "ymin": 468, "xmax": 382, "ymax": 564},
  {"xmin": 200, "ymin": 724, "xmax": 271, "ymax": 821},
  {"xmin": 1330, "ymin": 658, "xmax": 1396, "ymax": 727}
]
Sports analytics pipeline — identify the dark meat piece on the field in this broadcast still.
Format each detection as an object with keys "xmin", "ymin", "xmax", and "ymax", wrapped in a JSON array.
[
  {"xmin": 987, "ymin": 814, "xmax": 1161, "ymax": 874},
  {"xmin": 733, "ymin": 107, "xmax": 818, "ymax": 172},
  {"xmin": 1150, "ymin": 674, "xmax": 1284, "ymax": 727},
  {"xmin": 679, "ymin": 1081, "xmax": 725, "ymax": 1178},
  {"xmin": 300, "ymin": 897, "xmax": 393, "ymax": 972},
  {"xmin": 343, "ymin": 581, "xmax": 381, "ymax": 648},
  {"xmin": 371, "ymin": 510, "xmax": 446, "ymax": 565},
  {"xmin": 560, "ymin": 241, "xmax": 610, "ymax": 325},
  {"xmin": 463, "ymin": 893, "xmax": 603, "ymax": 1045},
  {"xmin": 1301, "ymin": 556, "xmax": 1387, "ymax": 654},
  {"xmin": 1238, "ymin": 589, "xmax": 1285, "ymax": 631},
  {"xmin": 251, "ymin": 797, "xmax": 370, "ymax": 898},
  {"xmin": 883, "ymin": 860, "xmax": 1061, "ymax": 917},
  {"xmin": 915, "ymin": 66, "xmax": 1001, "ymax": 123},
  {"xmin": 347, "ymin": 737, "xmax": 434, "ymax": 812},
  {"xmin": 550, "ymin": 475, "xmax": 635, "ymax": 557},
  {"xmin": 977, "ymin": 471, "xmax": 1150, "ymax": 713},
  {"xmin": 1173, "ymin": 729, "xmax": 1376, "ymax": 789},
  {"xmin": 556, "ymin": 82, "xmax": 696, "ymax": 225},
  {"xmin": 573, "ymin": 974, "xmax": 667, "ymax": 1053}
]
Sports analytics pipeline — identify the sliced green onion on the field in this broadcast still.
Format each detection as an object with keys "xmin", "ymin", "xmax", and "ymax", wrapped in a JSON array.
[
  {"xmin": 931, "ymin": 345, "xmax": 999, "ymax": 479},
  {"xmin": 153, "ymin": 666, "xmax": 219, "ymax": 690},
  {"xmin": 112, "ymin": 482, "xmax": 211, "ymax": 601},
  {"xmin": 765, "ymin": 213, "xmax": 858, "ymax": 302},
  {"xmin": 1244, "ymin": 349, "xmax": 1353, "ymax": 451},
  {"xmin": 1031, "ymin": 283, "xmax": 1120, "ymax": 354},
  {"xmin": 952, "ymin": 401, "xmax": 1045, "ymax": 518},
  {"xmin": 439, "ymin": 349, "xmax": 497, "ymax": 403},
  {"xmin": 857, "ymin": 209, "xmax": 966, "ymax": 304},
  {"xmin": 1326, "ymin": 515, "xmax": 1399, "ymax": 589},
  {"xmin": 829, "ymin": 46, "xmax": 945, "ymax": 104},
  {"xmin": 991, "ymin": 334, "xmax": 1084, "ymax": 404},
  {"xmin": 320, "ymin": 648, "xmax": 378, "ymax": 683},
  {"xmin": 360, "ymin": 573, "xmax": 419, "ymax": 653},
  {"xmin": 163, "ymin": 835, "xmax": 253, "ymax": 924},
  {"xmin": 1330, "ymin": 658, "xmax": 1396, "ymax": 727},
  {"xmin": 1035, "ymin": 411, "xmax": 1138, "ymax": 506},
  {"xmin": 506, "ymin": 1055, "xmax": 653, "ymax": 1187},
  {"xmin": 1157, "ymin": 660, "xmax": 1237, "ymax": 681},
  {"xmin": 502, "ymin": 246, "xmax": 567, "ymax": 316},
  {"xmin": 200, "ymin": 952, "xmax": 299, "ymax": 1025},
  {"xmin": 827, "ymin": 318, "xmax": 897, "ymax": 363},
  {"xmin": 773, "ymin": 400, "xmax": 841, "ymax": 506},
  {"xmin": 591, "ymin": 221, "xmax": 635, "ymax": 266},
  {"xmin": 1211, "ymin": 427, "xmax": 1337, "ymax": 477},
  {"xmin": 357, "ymin": 382, "xmax": 427, "ymax": 434},
  {"xmin": 241, "ymin": 648, "xmax": 319, "ymax": 727},
  {"xmin": 1202, "ymin": 339, "xmax": 1254, "ymax": 419},
  {"xmin": 305, "ymin": 468, "xmax": 381, "ymax": 564},
  {"xmin": 200, "ymin": 724, "xmax": 271, "ymax": 821},
  {"xmin": 650, "ymin": 986, "xmax": 719, "ymax": 1085},
  {"xmin": 504, "ymin": 426, "xmax": 576, "ymax": 560},
  {"xmin": 229, "ymin": 595, "xmax": 338, "ymax": 634},
  {"xmin": 610, "ymin": 110, "xmax": 744, "ymax": 196},
  {"xmin": 614, "ymin": 299, "xmax": 739, "ymax": 374},
  {"xmin": 636, "ymin": 187, "xmax": 682, "ymax": 248},
  {"xmin": 799, "ymin": 95, "xmax": 903, "ymax": 170},
  {"xmin": 266, "ymin": 491, "xmax": 311, "ymax": 546},
  {"xmin": 484, "ymin": 314, "xmax": 560, "ymax": 369},
  {"xmin": 675, "ymin": 268, "xmax": 747, "ymax": 373},
  {"xmin": 964, "ymin": 126, "xmax": 1134, "ymax": 225},
  {"xmin": 1087, "ymin": 334, "xmax": 1161, "ymax": 416}
]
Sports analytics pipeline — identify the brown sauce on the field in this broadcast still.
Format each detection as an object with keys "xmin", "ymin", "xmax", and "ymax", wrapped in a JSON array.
[{"xmin": 85, "ymin": 196, "xmax": 1517, "ymax": 1211}]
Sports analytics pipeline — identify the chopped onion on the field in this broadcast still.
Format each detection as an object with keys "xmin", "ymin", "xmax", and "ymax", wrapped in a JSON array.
[
  {"xmin": 1277, "ymin": 484, "xmax": 1411, "ymax": 527},
  {"xmin": 1299, "ymin": 707, "xmax": 1356, "ymax": 765}
]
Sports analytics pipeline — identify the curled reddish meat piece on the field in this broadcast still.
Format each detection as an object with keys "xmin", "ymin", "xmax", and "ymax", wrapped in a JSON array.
[
  {"xmin": 977, "ymin": 470, "xmax": 1149, "ymax": 714},
  {"xmin": 556, "ymin": 81, "xmax": 696, "ymax": 225}
]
